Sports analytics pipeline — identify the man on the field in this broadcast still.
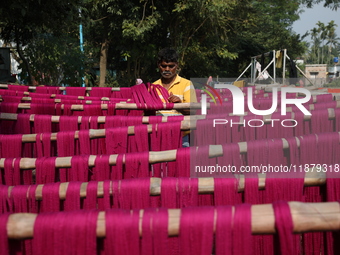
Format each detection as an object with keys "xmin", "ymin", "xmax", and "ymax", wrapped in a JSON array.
[
  {"xmin": 153, "ymin": 48, "xmax": 197, "ymax": 116},
  {"xmin": 153, "ymin": 48, "xmax": 197, "ymax": 147}
]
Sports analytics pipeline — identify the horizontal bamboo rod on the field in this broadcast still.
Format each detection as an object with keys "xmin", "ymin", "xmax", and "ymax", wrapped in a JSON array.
[
  {"xmin": 0, "ymin": 101, "xmax": 338, "ymax": 125},
  {"xmin": 0, "ymin": 95, "xmax": 122, "ymax": 102},
  {"xmin": 0, "ymin": 84, "xmax": 121, "ymax": 91},
  {"xmin": 5, "ymin": 201, "xmax": 340, "ymax": 239},
  {"xmin": 6, "ymin": 171, "xmax": 325, "ymax": 200},
  {"xmin": 12, "ymin": 120, "xmax": 191, "ymax": 143},
  {"xmin": 0, "ymin": 102, "xmax": 201, "ymax": 110},
  {"xmin": 1, "ymin": 90, "xmax": 135, "ymax": 101},
  {"xmin": 1, "ymin": 129, "xmax": 338, "ymax": 169},
  {"xmin": 0, "ymin": 107, "xmax": 337, "ymax": 142},
  {"xmin": 19, "ymin": 97, "xmax": 125, "ymax": 103},
  {"xmin": 0, "ymin": 112, "xmax": 174, "ymax": 123}
]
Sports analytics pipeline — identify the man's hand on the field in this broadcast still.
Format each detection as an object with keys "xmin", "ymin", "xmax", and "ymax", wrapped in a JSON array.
[
  {"xmin": 168, "ymin": 92, "xmax": 182, "ymax": 103},
  {"xmin": 167, "ymin": 92, "xmax": 192, "ymax": 115}
]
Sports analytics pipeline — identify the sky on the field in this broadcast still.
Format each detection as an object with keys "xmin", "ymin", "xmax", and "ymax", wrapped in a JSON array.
[{"xmin": 292, "ymin": 2, "xmax": 340, "ymax": 43}]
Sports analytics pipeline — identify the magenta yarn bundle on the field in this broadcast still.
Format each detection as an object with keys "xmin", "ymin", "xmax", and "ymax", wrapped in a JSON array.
[
  {"xmin": 131, "ymin": 82, "xmax": 174, "ymax": 110},
  {"xmin": 33, "ymin": 210, "xmax": 99, "ymax": 255},
  {"xmin": 1, "ymin": 81, "xmax": 340, "ymax": 255},
  {"xmin": 33, "ymin": 115, "xmax": 52, "ymax": 133},
  {"xmin": 65, "ymin": 86, "xmax": 86, "ymax": 97}
]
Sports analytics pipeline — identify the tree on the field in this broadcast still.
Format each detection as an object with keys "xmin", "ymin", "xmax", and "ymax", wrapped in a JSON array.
[
  {"xmin": 307, "ymin": 21, "xmax": 339, "ymax": 64},
  {"xmin": 0, "ymin": 0, "xmax": 82, "ymax": 85},
  {"xmin": 325, "ymin": 20, "xmax": 339, "ymax": 64},
  {"xmin": 82, "ymin": 0, "xmax": 162, "ymax": 87},
  {"xmin": 19, "ymin": 33, "xmax": 85, "ymax": 86},
  {"xmin": 301, "ymin": 0, "xmax": 340, "ymax": 10},
  {"xmin": 310, "ymin": 27, "xmax": 320, "ymax": 63}
]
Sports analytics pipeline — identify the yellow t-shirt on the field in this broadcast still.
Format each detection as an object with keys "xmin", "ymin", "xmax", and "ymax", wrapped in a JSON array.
[{"xmin": 153, "ymin": 74, "xmax": 197, "ymax": 116}]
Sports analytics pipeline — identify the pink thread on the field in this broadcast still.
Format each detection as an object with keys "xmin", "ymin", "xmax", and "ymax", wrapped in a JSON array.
[
  {"xmin": 27, "ymin": 185, "xmax": 38, "ymax": 213},
  {"xmin": 128, "ymin": 124, "xmax": 150, "ymax": 153},
  {"xmin": 33, "ymin": 210, "xmax": 99, "ymax": 254},
  {"xmin": 104, "ymin": 209, "xmax": 140, "ymax": 254},
  {"xmin": 160, "ymin": 178, "xmax": 178, "ymax": 208},
  {"xmin": 57, "ymin": 131, "xmax": 76, "ymax": 181},
  {"xmin": 214, "ymin": 178, "xmax": 242, "ymax": 205},
  {"xmin": 179, "ymin": 207, "xmax": 214, "ymax": 255},
  {"xmin": 0, "ymin": 185, "xmax": 11, "ymax": 213},
  {"xmin": 97, "ymin": 180, "xmax": 112, "ymax": 210},
  {"xmin": 59, "ymin": 116, "xmax": 79, "ymax": 131},
  {"xmin": 33, "ymin": 115, "xmax": 52, "ymax": 133},
  {"xmin": 124, "ymin": 152, "xmax": 150, "ymax": 178},
  {"xmin": 83, "ymin": 181, "xmax": 98, "ymax": 210},
  {"xmin": 92, "ymin": 155, "xmax": 111, "ymax": 181},
  {"xmin": 66, "ymin": 87, "xmax": 86, "ymax": 97},
  {"xmin": 0, "ymin": 134, "xmax": 22, "ymax": 158},
  {"xmin": 10, "ymin": 185, "xmax": 30, "ymax": 213},
  {"xmin": 0, "ymin": 213, "xmax": 10, "ymax": 254},
  {"xmin": 152, "ymin": 208, "xmax": 169, "ymax": 255},
  {"xmin": 69, "ymin": 155, "xmax": 90, "ymax": 182},
  {"xmin": 35, "ymin": 157, "xmax": 56, "ymax": 184},
  {"xmin": 35, "ymin": 133, "xmax": 52, "ymax": 157},
  {"xmin": 63, "ymin": 182, "xmax": 82, "ymax": 211},
  {"xmin": 40, "ymin": 183, "xmax": 61, "ymax": 212},
  {"xmin": 90, "ymin": 87, "xmax": 113, "ymax": 97},
  {"xmin": 119, "ymin": 178, "xmax": 150, "ymax": 209},
  {"xmin": 105, "ymin": 127, "xmax": 128, "ymax": 154},
  {"xmin": 273, "ymin": 201, "xmax": 295, "ymax": 255},
  {"xmin": 15, "ymin": 114, "xmax": 31, "ymax": 134},
  {"xmin": 110, "ymin": 154, "xmax": 124, "ymax": 180},
  {"xmin": 78, "ymin": 129, "xmax": 91, "ymax": 155},
  {"xmin": 233, "ymin": 204, "xmax": 252, "ymax": 255},
  {"xmin": 215, "ymin": 206, "xmax": 233, "ymax": 255}
]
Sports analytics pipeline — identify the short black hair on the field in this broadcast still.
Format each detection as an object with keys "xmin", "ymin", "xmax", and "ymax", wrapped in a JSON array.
[{"xmin": 157, "ymin": 48, "xmax": 178, "ymax": 63}]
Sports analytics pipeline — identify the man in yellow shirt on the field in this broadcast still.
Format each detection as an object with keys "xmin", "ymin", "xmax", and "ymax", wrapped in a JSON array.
[
  {"xmin": 153, "ymin": 48, "xmax": 197, "ymax": 147},
  {"xmin": 153, "ymin": 48, "xmax": 197, "ymax": 116}
]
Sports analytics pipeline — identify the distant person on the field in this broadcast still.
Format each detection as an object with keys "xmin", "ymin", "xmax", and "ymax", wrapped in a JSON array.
[
  {"xmin": 153, "ymin": 48, "xmax": 197, "ymax": 116},
  {"xmin": 153, "ymin": 48, "xmax": 197, "ymax": 147}
]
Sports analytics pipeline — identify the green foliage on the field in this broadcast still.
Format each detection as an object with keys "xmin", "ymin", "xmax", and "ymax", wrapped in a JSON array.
[
  {"xmin": 323, "ymin": 78, "xmax": 340, "ymax": 87},
  {"xmin": 1, "ymin": 0, "xmax": 339, "ymax": 87},
  {"xmin": 301, "ymin": 0, "xmax": 340, "ymax": 10},
  {"xmin": 18, "ymin": 34, "xmax": 85, "ymax": 86},
  {"xmin": 0, "ymin": 0, "xmax": 81, "ymax": 45},
  {"xmin": 305, "ymin": 20, "xmax": 340, "ymax": 65}
]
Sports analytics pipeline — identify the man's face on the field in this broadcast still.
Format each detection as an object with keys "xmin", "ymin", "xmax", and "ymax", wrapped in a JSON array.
[{"xmin": 158, "ymin": 60, "xmax": 178, "ymax": 79}]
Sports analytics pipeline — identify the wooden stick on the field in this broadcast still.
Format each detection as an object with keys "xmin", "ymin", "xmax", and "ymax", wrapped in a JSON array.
[
  {"xmin": 7, "ymin": 171, "xmax": 325, "ymax": 200},
  {"xmin": 12, "ymin": 119, "xmax": 191, "ymax": 143},
  {"xmin": 0, "ymin": 102, "xmax": 202, "ymax": 110},
  {"xmin": 19, "ymin": 96, "xmax": 118, "ymax": 103},
  {"xmin": 0, "ymin": 84, "xmax": 121, "ymax": 91},
  {"xmin": 0, "ymin": 107, "xmax": 337, "ymax": 143},
  {"xmin": 0, "ymin": 90, "xmax": 132, "ymax": 101},
  {"xmin": 6, "ymin": 201, "xmax": 340, "ymax": 239},
  {"xmin": 1, "ymin": 129, "xmax": 338, "ymax": 168}
]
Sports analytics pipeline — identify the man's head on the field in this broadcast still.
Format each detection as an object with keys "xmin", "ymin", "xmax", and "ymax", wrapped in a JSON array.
[{"xmin": 157, "ymin": 48, "xmax": 179, "ymax": 80}]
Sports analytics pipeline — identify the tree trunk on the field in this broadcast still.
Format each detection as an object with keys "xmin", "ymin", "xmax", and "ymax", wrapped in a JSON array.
[
  {"xmin": 15, "ymin": 30, "xmax": 34, "ymax": 85},
  {"xmin": 99, "ymin": 39, "xmax": 109, "ymax": 87}
]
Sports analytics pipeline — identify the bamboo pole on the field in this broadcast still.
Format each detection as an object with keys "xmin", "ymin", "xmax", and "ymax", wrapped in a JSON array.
[
  {"xmin": 6, "ymin": 171, "xmax": 325, "ymax": 200},
  {"xmin": 5, "ymin": 201, "xmax": 340, "ymax": 239},
  {"xmin": 19, "ymin": 97, "xmax": 116, "ymax": 103},
  {"xmin": 0, "ymin": 102, "xmax": 201, "ymax": 110},
  {"xmin": 0, "ymin": 95, "xmax": 117, "ymax": 102},
  {"xmin": 0, "ymin": 84, "xmax": 121, "ymax": 91},
  {"xmin": 1, "ymin": 129, "xmax": 338, "ymax": 168},
  {"xmin": 0, "ymin": 106, "xmax": 337, "ymax": 133},
  {"xmin": 0, "ymin": 90, "xmax": 130, "ymax": 100},
  {"xmin": 10, "ymin": 119, "xmax": 191, "ymax": 143}
]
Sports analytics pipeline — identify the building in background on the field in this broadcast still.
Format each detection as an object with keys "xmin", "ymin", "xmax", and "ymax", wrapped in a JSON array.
[{"xmin": 304, "ymin": 64, "xmax": 328, "ymax": 87}]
